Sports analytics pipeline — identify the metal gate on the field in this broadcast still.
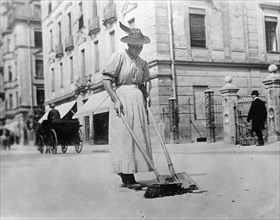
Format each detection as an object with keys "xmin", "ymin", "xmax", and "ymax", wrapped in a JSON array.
[
  {"xmin": 213, "ymin": 99, "xmax": 224, "ymax": 142},
  {"xmin": 234, "ymin": 96, "xmax": 268, "ymax": 145}
]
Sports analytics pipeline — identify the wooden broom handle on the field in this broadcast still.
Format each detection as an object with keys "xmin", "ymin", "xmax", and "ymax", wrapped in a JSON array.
[
  {"xmin": 121, "ymin": 113, "xmax": 166, "ymax": 184},
  {"xmin": 147, "ymin": 107, "xmax": 177, "ymax": 178}
]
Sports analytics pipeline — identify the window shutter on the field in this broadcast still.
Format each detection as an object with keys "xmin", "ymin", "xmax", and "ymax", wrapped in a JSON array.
[{"xmin": 190, "ymin": 14, "xmax": 206, "ymax": 48}]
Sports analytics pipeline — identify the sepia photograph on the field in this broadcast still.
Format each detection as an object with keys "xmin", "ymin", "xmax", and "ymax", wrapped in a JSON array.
[{"xmin": 0, "ymin": 0, "xmax": 279, "ymax": 219}]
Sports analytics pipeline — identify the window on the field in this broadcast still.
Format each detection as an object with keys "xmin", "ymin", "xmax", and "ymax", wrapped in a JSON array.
[
  {"xmin": 128, "ymin": 18, "xmax": 135, "ymax": 28},
  {"xmin": 36, "ymin": 88, "xmax": 44, "ymax": 106},
  {"xmin": 35, "ymin": 60, "xmax": 43, "ymax": 78},
  {"xmin": 58, "ymin": 22, "xmax": 61, "ymax": 43},
  {"xmin": 68, "ymin": 13, "xmax": 72, "ymax": 36},
  {"xmin": 16, "ymin": 91, "xmax": 18, "ymax": 107},
  {"xmin": 51, "ymin": 68, "xmax": 55, "ymax": 91},
  {"xmin": 15, "ymin": 62, "xmax": 17, "ymax": 80},
  {"xmin": 110, "ymin": 30, "xmax": 116, "ymax": 53},
  {"xmin": 9, "ymin": 94, "xmax": 13, "ymax": 109},
  {"xmin": 7, "ymin": 38, "xmax": 10, "ymax": 52},
  {"xmin": 84, "ymin": 116, "xmax": 90, "ymax": 141},
  {"xmin": 79, "ymin": 2, "xmax": 84, "ymax": 30},
  {"xmin": 79, "ymin": 15, "xmax": 84, "ymax": 30},
  {"xmin": 14, "ymin": 33, "xmax": 17, "ymax": 48},
  {"xmin": 94, "ymin": 41, "xmax": 100, "ymax": 72},
  {"xmin": 8, "ymin": 66, "xmax": 12, "ymax": 81},
  {"xmin": 189, "ymin": 8, "xmax": 206, "ymax": 48},
  {"xmin": 48, "ymin": 2, "xmax": 52, "ymax": 14},
  {"xmin": 49, "ymin": 29, "xmax": 53, "ymax": 52},
  {"xmin": 34, "ymin": 4, "xmax": 41, "ymax": 18},
  {"xmin": 81, "ymin": 49, "xmax": 85, "ymax": 77},
  {"xmin": 265, "ymin": 16, "xmax": 278, "ymax": 53},
  {"xmin": 35, "ymin": 31, "xmax": 42, "ymax": 47},
  {"xmin": 70, "ymin": 56, "xmax": 74, "ymax": 83},
  {"xmin": 60, "ymin": 63, "xmax": 63, "ymax": 88}
]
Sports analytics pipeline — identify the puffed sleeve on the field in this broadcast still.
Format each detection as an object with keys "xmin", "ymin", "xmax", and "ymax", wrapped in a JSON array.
[
  {"xmin": 102, "ymin": 52, "xmax": 123, "ymax": 81},
  {"xmin": 143, "ymin": 61, "xmax": 150, "ymax": 82}
]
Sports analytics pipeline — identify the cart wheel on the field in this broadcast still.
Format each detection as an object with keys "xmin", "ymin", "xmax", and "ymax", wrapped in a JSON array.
[
  {"xmin": 49, "ymin": 129, "xmax": 58, "ymax": 154},
  {"xmin": 36, "ymin": 135, "xmax": 45, "ymax": 154},
  {"xmin": 75, "ymin": 129, "xmax": 83, "ymax": 153},
  {"xmin": 61, "ymin": 145, "xmax": 68, "ymax": 154}
]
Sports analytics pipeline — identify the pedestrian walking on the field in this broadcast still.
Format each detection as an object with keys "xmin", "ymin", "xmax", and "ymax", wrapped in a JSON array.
[
  {"xmin": 247, "ymin": 90, "xmax": 267, "ymax": 146},
  {"xmin": 0, "ymin": 129, "xmax": 11, "ymax": 150},
  {"xmin": 103, "ymin": 22, "xmax": 153, "ymax": 190}
]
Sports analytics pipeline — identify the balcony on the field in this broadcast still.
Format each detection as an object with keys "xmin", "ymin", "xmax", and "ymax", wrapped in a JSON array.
[
  {"xmin": 55, "ymin": 43, "xmax": 64, "ymax": 58},
  {"xmin": 74, "ymin": 75, "xmax": 93, "ymax": 96},
  {"xmin": 103, "ymin": 3, "xmax": 117, "ymax": 26},
  {"xmin": 88, "ymin": 16, "xmax": 100, "ymax": 35},
  {"xmin": 65, "ymin": 36, "xmax": 74, "ymax": 52}
]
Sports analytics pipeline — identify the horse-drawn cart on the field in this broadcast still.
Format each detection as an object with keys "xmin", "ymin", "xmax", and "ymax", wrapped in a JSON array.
[{"xmin": 35, "ymin": 119, "xmax": 83, "ymax": 154}]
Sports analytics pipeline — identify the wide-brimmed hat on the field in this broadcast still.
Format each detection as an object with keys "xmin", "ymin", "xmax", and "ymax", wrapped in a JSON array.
[
  {"xmin": 119, "ymin": 22, "xmax": 150, "ymax": 45},
  {"xmin": 251, "ymin": 90, "xmax": 259, "ymax": 96}
]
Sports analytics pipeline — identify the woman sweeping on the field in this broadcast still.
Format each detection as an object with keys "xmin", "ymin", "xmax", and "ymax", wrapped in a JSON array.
[{"xmin": 103, "ymin": 22, "xmax": 154, "ymax": 190}]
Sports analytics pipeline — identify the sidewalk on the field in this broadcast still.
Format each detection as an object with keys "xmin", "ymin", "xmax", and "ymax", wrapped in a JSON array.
[
  {"xmin": 8, "ymin": 140, "xmax": 280, "ymax": 155},
  {"xmin": 81, "ymin": 140, "xmax": 280, "ymax": 154}
]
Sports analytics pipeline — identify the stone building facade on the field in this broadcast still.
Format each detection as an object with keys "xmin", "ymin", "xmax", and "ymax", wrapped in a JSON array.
[
  {"xmin": 41, "ymin": 0, "xmax": 280, "ymax": 145},
  {"xmin": 0, "ymin": 0, "xmax": 44, "ymax": 144}
]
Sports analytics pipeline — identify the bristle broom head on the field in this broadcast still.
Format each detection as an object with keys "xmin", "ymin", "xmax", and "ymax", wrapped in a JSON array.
[{"xmin": 144, "ymin": 182, "xmax": 193, "ymax": 199}]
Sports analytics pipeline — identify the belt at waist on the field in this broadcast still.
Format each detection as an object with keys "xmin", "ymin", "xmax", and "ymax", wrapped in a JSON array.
[{"xmin": 116, "ymin": 84, "xmax": 141, "ymax": 89}]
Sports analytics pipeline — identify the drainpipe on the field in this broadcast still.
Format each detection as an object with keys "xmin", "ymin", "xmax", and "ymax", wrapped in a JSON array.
[
  {"xmin": 28, "ymin": 19, "xmax": 34, "ymax": 145},
  {"xmin": 167, "ymin": 0, "xmax": 176, "ymax": 99},
  {"xmin": 167, "ymin": 0, "xmax": 178, "ymax": 143},
  {"xmin": 27, "ymin": 19, "xmax": 33, "ymax": 113}
]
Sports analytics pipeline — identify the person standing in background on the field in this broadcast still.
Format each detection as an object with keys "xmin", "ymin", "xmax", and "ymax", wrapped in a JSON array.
[
  {"xmin": 47, "ymin": 103, "xmax": 61, "ymax": 123},
  {"xmin": 247, "ymin": 90, "xmax": 267, "ymax": 146}
]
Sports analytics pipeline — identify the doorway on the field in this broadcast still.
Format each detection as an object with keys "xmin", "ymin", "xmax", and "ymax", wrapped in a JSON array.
[{"xmin": 93, "ymin": 112, "xmax": 109, "ymax": 144}]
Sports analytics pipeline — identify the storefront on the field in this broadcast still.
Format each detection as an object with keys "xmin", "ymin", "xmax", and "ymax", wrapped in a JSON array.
[{"xmin": 73, "ymin": 91, "xmax": 111, "ymax": 144}]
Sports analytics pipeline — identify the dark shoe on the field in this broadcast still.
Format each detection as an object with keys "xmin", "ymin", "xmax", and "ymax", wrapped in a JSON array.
[
  {"xmin": 120, "ymin": 173, "xmax": 136, "ymax": 184},
  {"xmin": 256, "ymin": 143, "xmax": 264, "ymax": 146}
]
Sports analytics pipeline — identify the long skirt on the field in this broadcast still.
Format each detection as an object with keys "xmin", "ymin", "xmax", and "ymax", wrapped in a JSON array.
[{"xmin": 109, "ymin": 85, "xmax": 153, "ymax": 174}]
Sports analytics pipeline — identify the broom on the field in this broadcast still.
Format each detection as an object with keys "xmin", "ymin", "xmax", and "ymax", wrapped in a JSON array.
[
  {"xmin": 121, "ymin": 114, "xmax": 185, "ymax": 198},
  {"xmin": 147, "ymin": 106, "xmax": 201, "ymax": 192}
]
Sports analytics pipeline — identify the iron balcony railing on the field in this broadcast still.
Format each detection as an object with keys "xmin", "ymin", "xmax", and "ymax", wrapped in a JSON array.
[
  {"xmin": 65, "ymin": 36, "xmax": 74, "ymax": 52},
  {"xmin": 103, "ymin": 3, "xmax": 117, "ymax": 26},
  {"xmin": 55, "ymin": 43, "xmax": 64, "ymax": 58}
]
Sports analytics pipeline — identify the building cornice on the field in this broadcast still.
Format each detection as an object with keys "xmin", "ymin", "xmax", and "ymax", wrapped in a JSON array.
[
  {"xmin": 259, "ymin": 3, "xmax": 280, "ymax": 12},
  {"xmin": 147, "ymin": 59, "xmax": 276, "ymax": 69},
  {"xmin": 1, "ymin": 29, "xmax": 12, "ymax": 36}
]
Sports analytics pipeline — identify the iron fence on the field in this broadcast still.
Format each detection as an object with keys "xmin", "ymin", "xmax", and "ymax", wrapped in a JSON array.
[{"xmin": 213, "ymin": 98, "xmax": 224, "ymax": 142}]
